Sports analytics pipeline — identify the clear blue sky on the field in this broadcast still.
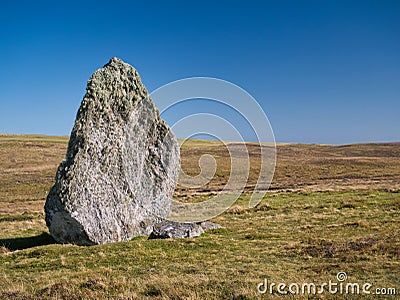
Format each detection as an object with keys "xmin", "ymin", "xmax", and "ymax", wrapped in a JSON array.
[{"xmin": 0, "ymin": 0, "xmax": 399, "ymax": 144}]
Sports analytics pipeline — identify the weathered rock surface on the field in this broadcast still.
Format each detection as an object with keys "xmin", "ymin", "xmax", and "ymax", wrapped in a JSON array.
[
  {"xmin": 44, "ymin": 57, "xmax": 180, "ymax": 245},
  {"xmin": 149, "ymin": 221, "xmax": 222, "ymax": 239}
]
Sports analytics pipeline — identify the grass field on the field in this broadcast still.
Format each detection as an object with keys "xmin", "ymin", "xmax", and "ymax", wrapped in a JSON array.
[{"xmin": 0, "ymin": 134, "xmax": 399, "ymax": 299}]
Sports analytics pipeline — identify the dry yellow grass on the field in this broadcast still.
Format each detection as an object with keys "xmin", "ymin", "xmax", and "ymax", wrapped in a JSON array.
[{"xmin": 178, "ymin": 139, "xmax": 400, "ymax": 196}]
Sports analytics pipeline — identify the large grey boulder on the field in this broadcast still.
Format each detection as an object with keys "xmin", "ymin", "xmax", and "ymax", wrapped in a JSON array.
[{"xmin": 45, "ymin": 57, "xmax": 180, "ymax": 245}]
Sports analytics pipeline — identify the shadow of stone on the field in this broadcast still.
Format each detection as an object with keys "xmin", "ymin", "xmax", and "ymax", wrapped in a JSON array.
[{"xmin": 0, "ymin": 232, "xmax": 56, "ymax": 251}]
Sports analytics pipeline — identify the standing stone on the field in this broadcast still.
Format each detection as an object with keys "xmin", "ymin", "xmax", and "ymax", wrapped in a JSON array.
[{"xmin": 45, "ymin": 57, "xmax": 180, "ymax": 245}]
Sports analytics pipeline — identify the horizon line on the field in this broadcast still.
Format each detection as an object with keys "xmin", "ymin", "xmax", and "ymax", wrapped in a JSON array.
[{"xmin": 0, "ymin": 133, "xmax": 399, "ymax": 147}]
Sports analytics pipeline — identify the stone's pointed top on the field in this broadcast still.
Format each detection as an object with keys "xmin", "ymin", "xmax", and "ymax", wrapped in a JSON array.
[
  {"xmin": 95, "ymin": 57, "xmax": 139, "ymax": 80},
  {"xmin": 108, "ymin": 57, "xmax": 124, "ymax": 65},
  {"xmin": 104, "ymin": 57, "xmax": 133, "ymax": 70},
  {"xmin": 110, "ymin": 56, "xmax": 122, "ymax": 63}
]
